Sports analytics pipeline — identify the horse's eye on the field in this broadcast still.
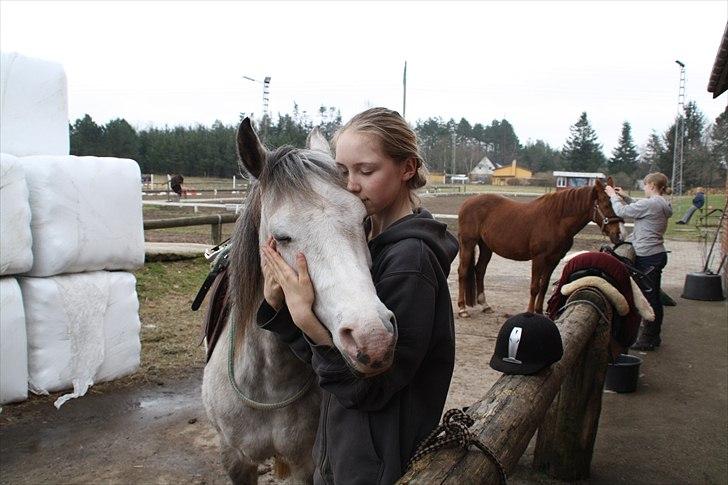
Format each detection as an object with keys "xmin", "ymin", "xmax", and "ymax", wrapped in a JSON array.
[{"xmin": 273, "ymin": 235, "xmax": 291, "ymax": 244}]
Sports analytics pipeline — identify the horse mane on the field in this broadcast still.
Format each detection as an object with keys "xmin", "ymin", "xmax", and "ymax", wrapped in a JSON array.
[
  {"xmin": 536, "ymin": 185, "xmax": 596, "ymax": 218},
  {"xmin": 227, "ymin": 145, "xmax": 345, "ymax": 336}
]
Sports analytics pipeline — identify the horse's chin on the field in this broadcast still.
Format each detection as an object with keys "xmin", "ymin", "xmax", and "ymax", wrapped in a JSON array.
[{"xmin": 339, "ymin": 351, "xmax": 394, "ymax": 379}]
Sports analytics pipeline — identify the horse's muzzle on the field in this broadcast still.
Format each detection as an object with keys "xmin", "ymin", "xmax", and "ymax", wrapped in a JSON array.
[{"xmin": 337, "ymin": 310, "xmax": 397, "ymax": 376}]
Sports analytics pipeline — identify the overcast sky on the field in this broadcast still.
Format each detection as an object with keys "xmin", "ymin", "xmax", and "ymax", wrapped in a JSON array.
[{"xmin": 2, "ymin": 1, "xmax": 726, "ymax": 154}]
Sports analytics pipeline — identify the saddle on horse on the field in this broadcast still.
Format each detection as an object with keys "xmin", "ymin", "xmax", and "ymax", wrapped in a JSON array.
[{"xmin": 192, "ymin": 241, "xmax": 232, "ymax": 362}]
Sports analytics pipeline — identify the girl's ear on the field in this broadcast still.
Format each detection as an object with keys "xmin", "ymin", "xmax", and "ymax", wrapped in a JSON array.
[{"xmin": 401, "ymin": 157, "xmax": 417, "ymax": 182}]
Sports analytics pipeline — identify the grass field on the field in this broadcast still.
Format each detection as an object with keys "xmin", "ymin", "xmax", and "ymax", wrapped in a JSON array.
[{"xmin": 134, "ymin": 258, "xmax": 211, "ymax": 381}]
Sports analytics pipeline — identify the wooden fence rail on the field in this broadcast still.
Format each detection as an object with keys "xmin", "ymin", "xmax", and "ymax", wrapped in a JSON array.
[
  {"xmin": 143, "ymin": 213, "xmax": 239, "ymax": 245},
  {"xmin": 398, "ymin": 288, "xmax": 613, "ymax": 484}
]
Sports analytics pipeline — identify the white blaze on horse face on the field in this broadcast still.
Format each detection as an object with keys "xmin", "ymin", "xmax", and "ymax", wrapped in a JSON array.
[
  {"xmin": 619, "ymin": 222, "xmax": 628, "ymax": 241},
  {"xmin": 261, "ymin": 177, "xmax": 396, "ymax": 375}
]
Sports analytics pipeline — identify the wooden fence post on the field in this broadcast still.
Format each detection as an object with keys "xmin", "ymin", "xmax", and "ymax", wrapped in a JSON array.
[
  {"xmin": 211, "ymin": 215, "xmax": 223, "ymax": 245},
  {"xmin": 397, "ymin": 288, "xmax": 613, "ymax": 484},
  {"xmin": 532, "ymin": 288, "xmax": 612, "ymax": 480}
]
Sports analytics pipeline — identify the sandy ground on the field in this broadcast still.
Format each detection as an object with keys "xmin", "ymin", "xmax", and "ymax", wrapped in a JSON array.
[{"xmin": 1, "ymin": 196, "xmax": 726, "ymax": 484}]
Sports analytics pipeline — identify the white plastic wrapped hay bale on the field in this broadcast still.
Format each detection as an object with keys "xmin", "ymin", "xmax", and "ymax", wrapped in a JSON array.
[
  {"xmin": 0, "ymin": 277, "xmax": 29, "ymax": 404},
  {"xmin": 0, "ymin": 153, "xmax": 33, "ymax": 275},
  {"xmin": 96, "ymin": 272, "xmax": 142, "ymax": 383},
  {"xmin": 20, "ymin": 155, "xmax": 144, "ymax": 277},
  {"xmin": 20, "ymin": 271, "xmax": 141, "ymax": 408},
  {"xmin": 0, "ymin": 52, "xmax": 69, "ymax": 157}
]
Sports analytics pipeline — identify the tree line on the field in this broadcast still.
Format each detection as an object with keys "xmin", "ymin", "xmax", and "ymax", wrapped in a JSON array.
[{"xmin": 70, "ymin": 101, "xmax": 727, "ymax": 189}]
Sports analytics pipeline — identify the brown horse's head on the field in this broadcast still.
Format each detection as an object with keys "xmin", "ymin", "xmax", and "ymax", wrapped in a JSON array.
[{"xmin": 592, "ymin": 177, "xmax": 625, "ymax": 244}]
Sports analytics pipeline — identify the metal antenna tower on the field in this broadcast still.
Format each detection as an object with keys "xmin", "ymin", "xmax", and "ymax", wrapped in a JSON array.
[
  {"xmin": 242, "ymin": 75, "xmax": 272, "ymax": 118},
  {"xmin": 671, "ymin": 60, "xmax": 686, "ymax": 197},
  {"xmin": 262, "ymin": 76, "xmax": 271, "ymax": 118}
]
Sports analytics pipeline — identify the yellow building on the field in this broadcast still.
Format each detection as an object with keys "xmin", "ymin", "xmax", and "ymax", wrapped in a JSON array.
[
  {"xmin": 490, "ymin": 160, "xmax": 532, "ymax": 186},
  {"xmin": 426, "ymin": 171, "xmax": 446, "ymax": 185}
]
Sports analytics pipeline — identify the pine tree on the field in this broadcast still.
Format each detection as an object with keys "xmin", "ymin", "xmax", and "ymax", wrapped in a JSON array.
[
  {"xmin": 562, "ymin": 112, "xmax": 606, "ymax": 171},
  {"xmin": 638, "ymin": 131, "xmax": 665, "ymax": 177},
  {"xmin": 609, "ymin": 121, "xmax": 639, "ymax": 176},
  {"xmin": 70, "ymin": 114, "xmax": 105, "ymax": 156},
  {"xmin": 710, "ymin": 108, "xmax": 728, "ymax": 167},
  {"xmin": 103, "ymin": 118, "xmax": 140, "ymax": 160}
]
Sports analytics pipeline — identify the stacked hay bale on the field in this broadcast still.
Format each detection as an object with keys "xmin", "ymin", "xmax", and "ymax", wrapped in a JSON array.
[{"xmin": 0, "ymin": 53, "xmax": 144, "ymax": 407}]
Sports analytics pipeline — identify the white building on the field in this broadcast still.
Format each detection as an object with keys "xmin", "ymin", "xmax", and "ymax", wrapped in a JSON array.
[
  {"xmin": 469, "ymin": 156, "xmax": 499, "ymax": 182},
  {"xmin": 553, "ymin": 171, "xmax": 606, "ymax": 191}
]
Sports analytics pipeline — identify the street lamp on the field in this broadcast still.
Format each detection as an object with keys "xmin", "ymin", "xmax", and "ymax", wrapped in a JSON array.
[{"xmin": 242, "ymin": 75, "xmax": 271, "ymax": 119}]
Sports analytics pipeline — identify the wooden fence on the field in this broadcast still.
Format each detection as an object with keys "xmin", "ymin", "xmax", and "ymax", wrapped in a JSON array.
[
  {"xmin": 143, "ymin": 213, "xmax": 239, "ymax": 245},
  {"xmin": 398, "ymin": 287, "xmax": 614, "ymax": 484}
]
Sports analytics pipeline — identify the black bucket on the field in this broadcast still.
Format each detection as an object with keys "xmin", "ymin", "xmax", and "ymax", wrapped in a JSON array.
[
  {"xmin": 605, "ymin": 354, "xmax": 642, "ymax": 393},
  {"xmin": 682, "ymin": 272, "xmax": 726, "ymax": 301}
]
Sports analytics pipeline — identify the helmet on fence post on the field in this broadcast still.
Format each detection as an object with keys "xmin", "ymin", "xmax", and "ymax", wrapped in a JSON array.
[{"xmin": 489, "ymin": 312, "xmax": 563, "ymax": 375}]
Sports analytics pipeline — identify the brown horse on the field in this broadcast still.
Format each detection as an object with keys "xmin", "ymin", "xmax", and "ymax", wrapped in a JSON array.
[{"xmin": 457, "ymin": 178, "xmax": 625, "ymax": 316}]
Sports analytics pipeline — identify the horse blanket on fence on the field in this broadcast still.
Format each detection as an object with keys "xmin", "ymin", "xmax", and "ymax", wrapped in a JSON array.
[{"xmin": 547, "ymin": 251, "xmax": 641, "ymax": 348}]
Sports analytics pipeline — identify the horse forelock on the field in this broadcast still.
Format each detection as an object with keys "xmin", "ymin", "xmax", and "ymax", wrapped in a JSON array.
[
  {"xmin": 259, "ymin": 146, "xmax": 345, "ymax": 208},
  {"xmin": 229, "ymin": 185, "xmax": 262, "ymax": 334}
]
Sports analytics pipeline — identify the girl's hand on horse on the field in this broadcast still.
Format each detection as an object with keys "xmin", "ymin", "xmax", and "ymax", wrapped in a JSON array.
[
  {"xmin": 605, "ymin": 186, "xmax": 617, "ymax": 198},
  {"xmin": 261, "ymin": 237, "xmax": 285, "ymax": 311},
  {"xmin": 261, "ymin": 246, "xmax": 332, "ymax": 345}
]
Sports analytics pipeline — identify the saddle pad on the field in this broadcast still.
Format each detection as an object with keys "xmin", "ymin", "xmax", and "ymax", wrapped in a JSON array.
[{"xmin": 203, "ymin": 267, "xmax": 230, "ymax": 362}]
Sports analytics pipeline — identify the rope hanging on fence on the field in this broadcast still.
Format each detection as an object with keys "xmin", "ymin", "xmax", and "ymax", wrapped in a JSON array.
[
  {"xmin": 558, "ymin": 298, "xmax": 613, "ymax": 327},
  {"xmin": 406, "ymin": 408, "xmax": 507, "ymax": 484}
]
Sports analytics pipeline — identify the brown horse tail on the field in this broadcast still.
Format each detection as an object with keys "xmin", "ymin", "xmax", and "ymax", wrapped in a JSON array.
[{"xmin": 462, "ymin": 239, "xmax": 477, "ymax": 307}]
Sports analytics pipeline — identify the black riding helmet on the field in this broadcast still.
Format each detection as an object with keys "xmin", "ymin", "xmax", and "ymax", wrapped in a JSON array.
[{"xmin": 489, "ymin": 312, "xmax": 564, "ymax": 375}]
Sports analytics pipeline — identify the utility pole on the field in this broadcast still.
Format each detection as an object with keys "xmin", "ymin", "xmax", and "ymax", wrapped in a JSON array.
[
  {"xmin": 451, "ymin": 129, "xmax": 457, "ymax": 176},
  {"xmin": 402, "ymin": 61, "xmax": 407, "ymax": 118},
  {"xmin": 671, "ymin": 60, "xmax": 686, "ymax": 197}
]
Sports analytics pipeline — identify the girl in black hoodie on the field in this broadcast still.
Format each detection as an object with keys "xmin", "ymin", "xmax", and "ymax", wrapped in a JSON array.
[{"xmin": 259, "ymin": 107, "xmax": 459, "ymax": 484}]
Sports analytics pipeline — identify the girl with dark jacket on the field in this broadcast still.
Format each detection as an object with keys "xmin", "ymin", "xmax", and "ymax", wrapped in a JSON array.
[{"xmin": 259, "ymin": 108, "xmax": 458, "ymax": 484}]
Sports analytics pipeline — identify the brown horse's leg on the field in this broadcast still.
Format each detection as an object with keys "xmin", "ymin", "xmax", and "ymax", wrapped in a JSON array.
[
  {"xmin": 475, "ymin": 240, "xmax": 493, "ymax": 313},
  {"xmin": 528, "ymin": 260, "xmax": 544, "ymax": 313},
  {"xmin": 534, "ymin": 263, "xmax": 558, "ymax": 314},
  {"xmin": 457, "ymin": 238, "xmax": 477, "ymax": 318}
]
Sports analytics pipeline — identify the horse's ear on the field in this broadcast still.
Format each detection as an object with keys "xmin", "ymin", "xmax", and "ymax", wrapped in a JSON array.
[
  {"xmin": 606, "ymin": 176, "xmax": 615, "ymax": 187},
  {"xmin": 307, "ymin": 127, "xmax": 333, "ymax": 157},
  {"xmin": 236, "ymin": 117, "xmax": 267, "ymax": 179},
  {"xmin": 595, "ymin": 178, "xmax": 605, "ymax": 188}
]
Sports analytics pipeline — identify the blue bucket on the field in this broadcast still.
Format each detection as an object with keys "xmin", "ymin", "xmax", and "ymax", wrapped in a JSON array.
[{"xmin": 605, "ymin": 354, "xmax": 642, "ymax": 393}]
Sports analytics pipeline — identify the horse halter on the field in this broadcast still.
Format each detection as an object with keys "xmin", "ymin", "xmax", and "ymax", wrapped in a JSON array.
[{"xmin": 592, "ymin": 201, "xmax": 623, "ymax": 230}]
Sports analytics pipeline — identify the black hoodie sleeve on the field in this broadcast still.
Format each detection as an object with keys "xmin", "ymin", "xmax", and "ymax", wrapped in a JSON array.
[
  {"xmin": 309, "ymin": 270, "xmax": 437, "ymax": 412},
  {"xmin": 256, "ymin": 301, "xmax": 313, "ymax": 364}
]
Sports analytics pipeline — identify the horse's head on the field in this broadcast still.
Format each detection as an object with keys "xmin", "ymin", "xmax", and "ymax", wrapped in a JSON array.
[
  {"xmin": 593, "ymin": 177, "xmax": 626, "ymax": 244},
  {"xmin": 234, "ymin": 118, "xmax": 396, "ymax": 376}
]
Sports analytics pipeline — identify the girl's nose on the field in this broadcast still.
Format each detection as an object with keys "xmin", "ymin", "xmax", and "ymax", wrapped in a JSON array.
[{"xmin": 347, "ymin": 177, "xmax": 360, "ymax": 193}]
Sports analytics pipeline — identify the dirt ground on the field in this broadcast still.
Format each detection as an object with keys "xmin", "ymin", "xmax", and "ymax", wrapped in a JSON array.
[{"xmin": 1, "ymin": 195, "xmax": 726, "ymax": 484}]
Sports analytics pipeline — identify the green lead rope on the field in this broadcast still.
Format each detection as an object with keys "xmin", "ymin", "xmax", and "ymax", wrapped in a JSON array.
[{"xmin": 227, "ymin": 319, "xmax": 316, "ymax": 410}]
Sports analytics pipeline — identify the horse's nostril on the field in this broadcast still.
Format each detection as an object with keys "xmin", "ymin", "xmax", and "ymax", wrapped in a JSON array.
[{"xmin": 338, "ymin": 327, "xmax": 355, "ymax": 350}]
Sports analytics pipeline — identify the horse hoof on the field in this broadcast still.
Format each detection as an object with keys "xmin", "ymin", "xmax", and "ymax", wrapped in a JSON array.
[
  {"xmin": 458, "ymin": 310, "xmax": 470, "ymax": 318},
  {"xmin": 482, "ymin": 306, "xmax": 494, "ymax": 314}
]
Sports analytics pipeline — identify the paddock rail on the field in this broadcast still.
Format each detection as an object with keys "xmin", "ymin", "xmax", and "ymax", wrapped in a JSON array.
[{"xmin": 143, "ymin": 213, "xmax": 239, "ymax": 245}]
